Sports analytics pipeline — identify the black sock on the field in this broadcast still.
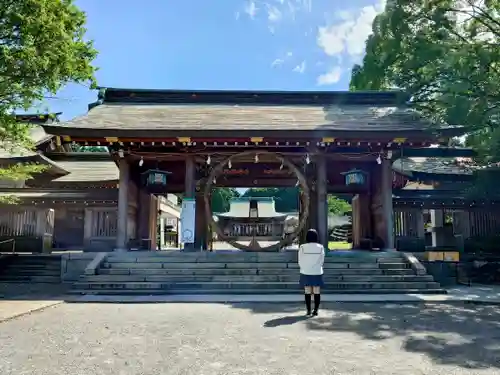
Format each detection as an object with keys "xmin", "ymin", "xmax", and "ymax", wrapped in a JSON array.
[
  {"xmin": 313, "ymin": 294, "xmax": 321, "ymax": 312},
  {"xmin": 304, "ymin": 294, "xmax": 312, "ymax": 313}
]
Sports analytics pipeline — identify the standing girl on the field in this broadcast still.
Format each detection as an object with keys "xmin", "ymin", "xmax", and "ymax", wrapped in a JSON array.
[{"xmin": 298, "ymin": 229, "xmax": 325, "ymax": 316}]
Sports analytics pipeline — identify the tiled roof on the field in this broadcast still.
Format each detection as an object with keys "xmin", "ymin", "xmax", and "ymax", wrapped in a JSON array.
[
  {"xmin": 393, "ymin": 158, "xmax": 477, "ymax": 176},
  {"xmin": 0, "ymin": 114, "xmax": 60, "ymax": 159},
  {"xmin": 54, "ymin": 103, "xmax": 433, "ymax": 133},
  {"xmin": 41, "ymin": 88, "xmax": 454, "ymax": 135},
  {"xmin": 0, "ymin": 189, "xmax": 118, "ymax": 202},
  {"xmin": 217, "ymin": 199, "xmax": 287, "ymax": 218},
  {"xmin": 51, "ymin": 160, "xmax": 118, "ymax": 182}
]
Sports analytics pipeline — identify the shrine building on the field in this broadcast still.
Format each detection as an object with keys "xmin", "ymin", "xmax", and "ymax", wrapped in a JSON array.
[
  {"xmin": 36, "ymin": 87, "xmax": 473, "ymax": 252},
  {"xmin": 214, "ymin": 197, "xmax": 292, "ymax": 241}
]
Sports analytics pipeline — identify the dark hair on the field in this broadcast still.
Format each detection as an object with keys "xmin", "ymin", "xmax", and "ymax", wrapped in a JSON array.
[{"xmin": 305, "ymin": 229, "xmax": 319, "ymax": 243}]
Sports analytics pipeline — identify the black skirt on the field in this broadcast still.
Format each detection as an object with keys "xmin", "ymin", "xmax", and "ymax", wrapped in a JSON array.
[{"xmin": 299, "ymin": 273, "xmax": 324, "ymax": 287}]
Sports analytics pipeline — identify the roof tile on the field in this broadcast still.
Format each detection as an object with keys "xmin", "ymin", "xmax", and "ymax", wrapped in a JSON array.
[{"xmin": 57, "ymin": 103, "xmax": 432, "ymax": 132}]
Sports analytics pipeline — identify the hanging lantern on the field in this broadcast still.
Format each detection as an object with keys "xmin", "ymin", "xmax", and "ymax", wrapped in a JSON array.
[
  {"xmin": 341, "ymin": 169, "xmax": 367, "ymax": 186},
  {"xmin": 141, "ymin": 169, "xmax": 171, "ymax": 193}
]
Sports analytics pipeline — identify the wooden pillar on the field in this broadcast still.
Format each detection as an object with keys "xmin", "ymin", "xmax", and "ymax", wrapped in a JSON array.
[
  {"xmin": 195, "ymin": 190, "xmax": 207, "ymax": 250},
  {"xmin": 307, "ymin": 182, "xmax": 318, "ymax": 235},
  {"xmin": 115, "ymin": 158, "xmax": 129, "ymax": 251},
  {"xmin": 352, "ymin": 194, "xmax": 371, "ymax": 248},
  {"xmin": 316, "ymin": 156, "xmax": 328, "ymax": 249},
  {"xmin": 430, "ymin": 209, "xmax": 444, "ymax": 247},
  {"xmin": 136, "ymin": 189, "xmax": 151, "ymax": 245},
  {"xmin": 83, "ymin": 208, "xmax": 92, "ymax": 249},
  {"xmin": 159, "ymin": 216, "xmax": 165, "ymax": 249},
  {"xmin": 381, "ymin": 158, "xmax": 395, "ymax": 249},
  {"xmin": 416, "ymin": 209, "xmax": 425, "ymax": 239},
  {"xmin": 149, "ymin": 195, "xmax": 158, "ymax": 250},
  {"xmin": 183, "ymin": 156, "xmax": 196, "ymax": 251},
  {"xmin": 299, "ymin": 190, "xmax": 308, "ymax": 243}
]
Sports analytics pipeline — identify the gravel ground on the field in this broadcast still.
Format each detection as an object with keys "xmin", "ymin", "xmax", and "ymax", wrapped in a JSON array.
[{"xmin": 0, "ymin": 302, "xmax": 499, "ymax": 375}]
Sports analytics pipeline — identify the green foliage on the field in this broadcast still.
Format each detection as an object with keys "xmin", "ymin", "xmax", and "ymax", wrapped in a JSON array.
[
  {"xmin": 350, "ymin": 0, "xmax": 500, "ymax": 163},
  {"xmin": 211, "ymin": 188, "xmax": 240, "ymax": 213},
  {"xmin": 70, "ymin": 145, "xmax": 108, "ymax": 152},
  {"xmin": 0, "ymin": 162, "xmax": 47, "ymax": 203},
  {"xmin": 241, "ymin": 188, "xmax": 299, "ymax": 212},
  {"xmin": 241, "ymin": 188, "xmax": 352, "ymax": 215},
  {"xmin": 0, "ymin": 0, "xmax": 97, "ymax": 202},
  {"xmin": 327, "ymin": 195, "xmax": 352, "ymax": 216}
]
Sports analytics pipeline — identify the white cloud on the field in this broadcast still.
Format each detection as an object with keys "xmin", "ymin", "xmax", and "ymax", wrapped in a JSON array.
[
  {"xmin": 241, "ymin": 0, "xmax": 312, "ymax": 23},
  {"xmin": 293, "ymin": 61, "xmax": 306, "ymax": 73},
  {"xmin": 266, "ymin": 4, "xmax": 282, "ymax": 22},
  {"xmin": 315, "ymin": 0, "xmax": 386, "ymax": 85},
  {"xmin": 244, "ymin": 1, "xmax": 258, "ymax": 19},
  {"xmin": 271, "ymin": 58, "xmax": 285, "ymax": 67},
  {"xmin": 317, "ymin": 5, "xmax": 380, "ymax": 57},
  {"xmin": 317, "ymin": 66, "xmax": 342, "ymax": 85}
]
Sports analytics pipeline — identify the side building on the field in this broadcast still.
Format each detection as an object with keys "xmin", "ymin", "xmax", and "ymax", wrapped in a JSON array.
[
  {"xmin": 0, "ymin": 114, "xmax": 181, "ymax": 252},
  {"xmin": 392, "ymin": 157, "xmax": 500, "ymax": 252}
]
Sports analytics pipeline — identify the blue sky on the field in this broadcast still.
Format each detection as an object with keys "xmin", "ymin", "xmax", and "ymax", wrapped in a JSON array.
[{"xmin": 46, "ymin": 0, "xmax": 386, "ymax": 120}]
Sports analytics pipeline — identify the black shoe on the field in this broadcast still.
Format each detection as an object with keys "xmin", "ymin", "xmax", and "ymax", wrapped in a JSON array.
[
  {"xmin": 306, "ymin": 310, "xmax": 312, "ymax": 316},
  {"xmin": 304, "ymin": 294, "xmax": 312, "ymax": 316},
  {"xmin": 313, "ymin": 294, "xmax": 320, "ymax": 316}
]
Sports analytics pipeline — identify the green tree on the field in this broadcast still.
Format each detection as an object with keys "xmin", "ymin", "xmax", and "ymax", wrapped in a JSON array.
[
  {"xmin": 350, "ymin": 0, "xmax": 500, "ymax": 163},
  {"xmin": 70, "ymin": 145, "xmax": 108, "ymax": 152},
  {"xmin": 211, "ymin": 188, "xmax": 240, "ymax": 213},
  {"xmin": 241, "ymin": 188, "xmax": 300, "ymax": 212},
  {"xmin": 0, "ymin": 0, "xmax": 97, "ymax": 200},
  {"xmin": 327, "ymin": 195, "xmax": 352, "ymax": 216}
]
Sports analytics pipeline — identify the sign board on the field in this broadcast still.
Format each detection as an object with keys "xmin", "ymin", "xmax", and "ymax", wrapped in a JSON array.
[
  {"xmin": 426, "ymin": 251, "xmax": 443, "ymax": 261},
  {"xmin": 425, "ymin": 251, "xmax": 460, "ymax": 262},
  {"xmin": 180, "ymin": 198, "xmax": 196, "ymax": 244}
]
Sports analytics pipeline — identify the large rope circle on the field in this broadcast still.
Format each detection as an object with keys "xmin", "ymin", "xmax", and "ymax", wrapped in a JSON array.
[{"xmin": 203, "ymin": 150, "xmax": 310, "ymax": 252}]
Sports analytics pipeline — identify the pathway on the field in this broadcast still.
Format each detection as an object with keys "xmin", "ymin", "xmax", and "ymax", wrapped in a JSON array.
[{"xmin": 0, "ymin": 301, "xmax": 498, "ymax": 374}]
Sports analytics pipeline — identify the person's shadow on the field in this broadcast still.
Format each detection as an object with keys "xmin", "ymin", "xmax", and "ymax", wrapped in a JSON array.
[{"xmin": 263, "ymin": 315, "xmax": 310, "ymax": 328}]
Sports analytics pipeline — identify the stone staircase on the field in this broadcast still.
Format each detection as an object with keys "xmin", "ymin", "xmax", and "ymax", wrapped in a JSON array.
[
  {"xmin": 0, "ymin": 254, "xmax": 62, "ymax": 283},
  {"xmin": 72, "ymin": 251, "xmax": 444, "ymax": 295}
]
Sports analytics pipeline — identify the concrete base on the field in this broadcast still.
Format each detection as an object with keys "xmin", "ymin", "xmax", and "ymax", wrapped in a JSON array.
[{"xmin": 65, "ymin": 286, "xmax": 500, "ymax": 304}]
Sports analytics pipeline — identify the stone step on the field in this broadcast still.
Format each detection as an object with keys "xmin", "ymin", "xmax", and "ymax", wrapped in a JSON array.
[
  {"xmin": 83, "ymin": 274, "xmax": 434, "ymax": 283},
  {"xmin": 0, "ymin": 275, "xmax": 61, "ymax": 283},
  {"xmin": 105, "ymin": 256, "xmax": 404, "ymax": 264},
  {"xmin": 103, "ymin": 262, "xmax": 405, "ymax": 270},
  {"xmin": 73, "ymin": 281, "xmax": 440, "ymax": 290},
  {"xmin": 98, "ymin": 268, "xmax": 415, "ymax": 276},
  {"xmin": 1, "ymin": 270, "xmax": 61, "ymax": 277},
  {"xmin": 3, "ymin": 265, "xmax": 61, "ymax": 271},
  {"xmin": 69, "ymin": 288, "xmax": 446, "ymax": 296},
  {"xmin": 378, "ymin": 263, "xmax": 409, "ymax": 270},
  {"xmin": 6, "ymin": 259, "xmax": 61, "ymax": 265}
]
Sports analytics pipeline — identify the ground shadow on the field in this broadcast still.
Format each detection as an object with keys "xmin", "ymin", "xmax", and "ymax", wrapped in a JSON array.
[
  {"xmin": 263, "ymin": 314, "xmax": 309, "ymax": 327},
  {"xmin": 229, "ymin": 301, "xmax": 500, "ymax": 370},
  {"xmin": 0, "ymin": 283, "xmax": 70, "ymax": 301},
  {"xmin": 3, "ymin": 282, "xmax": 500, "ymax": 370}
]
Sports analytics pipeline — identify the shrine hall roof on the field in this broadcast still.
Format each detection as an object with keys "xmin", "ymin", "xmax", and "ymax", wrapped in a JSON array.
[
  {"xmin": 51, "ymin": 160, "xmax": 119, "ymax": 183},
  {"xmin": 0, "ymin": 113, "xmax": 61, "ymax": 159},
  {"xmin": 393, "ymin": 158, "xmax": 477, "ymax": 176},
  {"xmin": 40, "ymin": 88, "xmax": 464, "ymax": 138}
]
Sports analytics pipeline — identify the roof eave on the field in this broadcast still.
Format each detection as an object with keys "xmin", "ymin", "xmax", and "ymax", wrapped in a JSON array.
[{"xmin": 39, "ymin": 124, "xmax": 448, "ymax": 140}]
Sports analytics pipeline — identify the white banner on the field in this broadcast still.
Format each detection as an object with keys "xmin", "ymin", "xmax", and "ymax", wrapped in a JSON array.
[{"xmin": 180, "ymin": 198, "xmax": 196, "ymax": 244}]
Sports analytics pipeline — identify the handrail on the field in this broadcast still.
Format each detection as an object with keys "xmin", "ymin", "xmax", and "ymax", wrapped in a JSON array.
[{"xmin": 0, "ymin": 238, "xmax": 15, "ymax": 254}]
